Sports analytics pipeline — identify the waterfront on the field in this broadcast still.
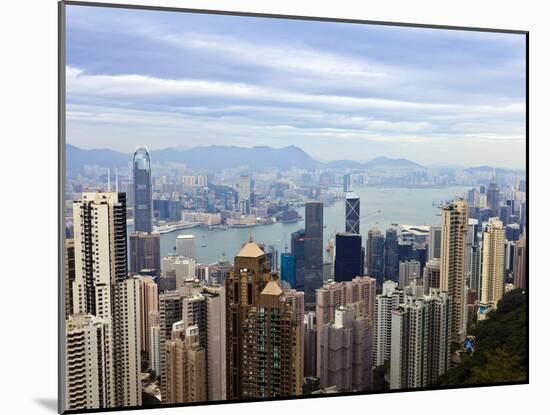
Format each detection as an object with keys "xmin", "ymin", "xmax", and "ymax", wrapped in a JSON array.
[{"xmin": 159, "ymin": 186, "xmax": 471, "ymax": 264}]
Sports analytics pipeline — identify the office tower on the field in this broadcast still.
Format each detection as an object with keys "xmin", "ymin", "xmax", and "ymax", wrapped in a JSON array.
[
  {"xmin": 153, "ymin": 199, "xmax": 181, "ymax": 221},
  {"xmin": 423, "ymin": 259, "xmax": 441, "ymax": 293},
  {"xmin": 345, "ymin": 192, "xmax": 360, "ymax": 234},
  {"xmin": 334, "ymin": 233, "xmax": 363, "ymax": 282},
  {"xmin": 343, "ymin": 173, "xmax": 351, "ymax": 193},
  {"xmin": 129, "ymin": 232, "xmax": 160, "ymax": 276},
  {"xmin": 513, "ymin": 234, "xmax": 527, "ymax": 289},
  {"xmin": 133, "ymin": 146, "xmax": 153, "ymax": 233},
  {"xmin": 440, "ymin": 200, "xmax": 469, "ymax": 344},
  {"xmin": 139, "ymin": 276, "xmax": 158, "ymax": 353},
  {"xmin": 225, "ymin": 240, "xmax": 302, "ymax": 399},
  {"xmin": 374, "ymin": 281, "xmax": 404, "ymax": 366},
  {"xmin": 265, "ymin": 244, "xmax": 279, "ymax": 272},
  {"xmin": 319, "ymin": 306, "xmax": 374, "ymax": 392},
  {"xmin": 72, "ymin": 192, "xmax": 141, "ymax": 407},
  {"xmin": 384, "ymin": 226, "xmax": 399, "ymax": 283},
  {"xmin": 305, "ymin": 201, "xmax": 324, "ymax": 307},
  {"xmin": 367, "ymin": 227, "xmax": 385, "ymax": 289},
  {"xmin": 159, "ymin": 291, "xmax": 183, "ymax": 400},
  {"xmin": 203, "ymin": 286, "xmax": 227, "ymax": 401},
  {"xmin": 182, "ymin": 293, "xmax": 208, "ymax": 350},
  {"xmin": 149, "ymin": 311, "xmax": 161, "ymax": 375},
  {"xmin": 176, "ymin": 234, "xmax": 197, "ymax": 260},
  {"xmin": 65, "ymin": 239, "xmax": 75, "ymax": 319},
  {"xmin": 65, "ymin": 314, "xmax": 114, "ymax": 411},
  {"xmin": 291, "ymin": 229, "xmax": 306, "ymax": 292},
  {"xmin": 281, "ymin": 253, "xmax": 296, "ymax": 288},
  {"xmin": 499, "ymin": 204, "xmax": 511, "ymax": 226},
  {"xmin": 390, "ymin": 290, "xmax": 450, "ymax": 390},
  {"xmin": 238, "ymin": 174, "xmax": 251, "ymax": 214},
  {"xmin": 399, "ymin": 260, "xmax": 421, "ymax": 289},
  {"xmin": 486, "ymin": 180, "xmax": 500, "ymax": 215},
  {"xmin": 315, "ymin": 277, "xmax": 376, "ymax": 376},
  {"xmin": 303, "ymin": 311, "xmax": 317, "ymax": 378},
  {"xmin": 481, "ymin": 218, "xmax": 505, "ymax": 306},
  {"xmin": 428, "ymin": 226, "xmax": 442, "ymax": 261},
  {"xmin": 164, "ymin": 323, "xmax": 207, "ymax": 404}
]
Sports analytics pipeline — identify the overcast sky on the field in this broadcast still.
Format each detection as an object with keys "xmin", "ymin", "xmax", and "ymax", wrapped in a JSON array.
[{"xmin": 65, "ymin": 5, "xmax": 526, "ymax": 168}]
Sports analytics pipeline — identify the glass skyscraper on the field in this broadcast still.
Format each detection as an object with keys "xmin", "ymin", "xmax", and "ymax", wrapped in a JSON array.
[
  {"xmin": 281, "ymin": 253, "xmax": 296, "ymax": 288},
  {"xmin": 334, "ymin": 233, "xmax": 363, "ymax": 282},
  {"xmin": 291, "ymin": 229, "xmax": 306, "ymax": 292},
  {"xmin": 133, "ymin": 147, "xmax": 153, "ymax": 233},
  {"xmin": 345, "ymin": 192, "xmax": 360, "ymax": 234},
  {"xmin": 304, "ymin": 201, "xmax": 323, "ymax": 307}
]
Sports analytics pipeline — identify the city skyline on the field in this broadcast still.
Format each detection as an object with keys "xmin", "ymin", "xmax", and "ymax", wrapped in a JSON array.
[{"xmin": 65, "ymin": 6, "xmax": 526, "ymax": 169}]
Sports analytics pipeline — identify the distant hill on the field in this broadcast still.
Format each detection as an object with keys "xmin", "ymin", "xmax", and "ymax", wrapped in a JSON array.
[
  {"xmin": 364, "ymin": 156, "xmax": 423, "ymax": 169},
  {"xmin": 65, "ymin": 143, "xmax": 318, "ymax": 173}
]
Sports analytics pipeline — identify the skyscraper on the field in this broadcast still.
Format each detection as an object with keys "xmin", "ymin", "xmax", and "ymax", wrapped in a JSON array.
[
  {"xmin": 384, "ymin": 226, "xmax": 399, "ymax": 283},
  {"xmin": 374, "ymin": 281, "xmax": 404, "ymax": 366},
  {"xmin": 486, "ymin": 180, "xmax": 500, "ymax": 215},
  {"xmin": 343, "ymin": 173, "xmax": 351, "ymax": 193},
  {"xmin": 440, "ymin": 200, "xmax": 469, "ymax": 344},
  {"xmin": 305, "ymin": 201, "xmax": 324, "ymax": 307},
  {"xmin": 398, "ymin": 260, "xmax": 421, "ymax": 289},
  {"xmin": 149, "ymin": 311, "xmax": 161, "ymax": 375},
  {"xmin": 291, "ymin": 229, "xmax": 306, "ymax": 292},
  {"xmin": 281, "ymin": 253, "xmax": 297, "ymax": 288},
  {"xmin": 238, "ymin": 174, "xmax": 251, "ymax": 214},
  {"xmin": 319, "ymin": 306, "xmax": 374, "ymax": 392},
  {"xmin": 481, "ymin": 218, "xmax": 505, "ymax": 306},
  {"xmin": 139, "ymin": 276, "xmax": 158, "ymax": 353},
  {"xmin": 65, "ymin": 239, "xmax": 75, "ymax": 319},
  {"xmin": 72, "ymin": 192, "xmax": 142, "ymax": 407},
  {"xmin": 303, "ymin": 311, "xmax": 317, "ymax": 378},
  {"xmin": 225, "ymin": 240, "xmax": 302, "ymax": 399},
  {"xmin": 203, "ymin": 285, "xmax": 227, "ymax": 401},
  {"xmin": 65, "ymin": 314, "xmax": 114, "ymax": 411},
  {"xmin": 423, "ymin": 258, "xmax": 441, "ymax": 294},
  {"xmin": 513, "ymin": 233, "xmax": 527, "ymax": 290},
  {"xmin": 164, "ymin": 323, "xmax": 207, "ymax": 404},
  {"xmin": 130, "ymin": 231, "xmax": 160, "ymax": 276},
  {"xmin": 133, "ymin": 146, "xmax": 153, "ymax": 233},
  {"xmin": 390, "ymin": 290, "xmax": 450, "ymax": 390},
  {"xmin": 334, "ymin": 233, "xmax": 363, "ymax": 282},
  {"xmin": 367, "ymin": 227, "xmax": 385, "ymax": 289},
  {"xmin": 428, "ymin": 226, "xmax": 441, "ymax": 261},
  {"xmin": 315, "ymin": 277, "xmax": 376, "ymax": 376},
  {"xmin": 159, "ymin": 291, "xmax": 183, "ymax": 400},
  {"xmin": 345, "ymin": 192, "xmax": 360, "ymax": 234}
]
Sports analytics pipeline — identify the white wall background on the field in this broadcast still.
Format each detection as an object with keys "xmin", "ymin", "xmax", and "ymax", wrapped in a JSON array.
[{"xmin": 0, "ymin": 0, "xmax": 544, "ymax": 414}]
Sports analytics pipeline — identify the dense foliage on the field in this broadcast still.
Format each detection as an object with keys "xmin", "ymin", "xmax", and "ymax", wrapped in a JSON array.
[{"xmin": 436, "ymin": 289, "xmax": 527, "ymax": 386}]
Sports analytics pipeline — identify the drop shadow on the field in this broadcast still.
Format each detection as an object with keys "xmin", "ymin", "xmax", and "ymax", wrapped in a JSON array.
[{"xmin": 34, "ymin": 398, "xmax": 57, "ymax": 413}]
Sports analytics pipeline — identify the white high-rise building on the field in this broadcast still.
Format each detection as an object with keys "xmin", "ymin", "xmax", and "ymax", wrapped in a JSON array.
[
  {"xmin": 374, "ymin": 281, "xmax": 404, "ymax": 366},
  {"xmin": 390, "ymin": 289, "xmax": 450, "ymax": 390},
  {"xmin": 65, "ymin": 314, "xmax": 114, "ymax": 411},
  {"xmin": 71, "ymin": 192, "xmax": 142, "ymax": 409},
  {"xmin": 176, "ymin": 234, "xmax": 197, "ymax": 259},
  {"xmin": 149, "ymin": 311, "xmax": 161, "ymax": 375},
  {"xmin": 398, "ymin": 260, "xmax": 421, "ymax": 289},
  {"xmin": 481, "ymin": 218, "xmax": 506, "ymax": 306}
]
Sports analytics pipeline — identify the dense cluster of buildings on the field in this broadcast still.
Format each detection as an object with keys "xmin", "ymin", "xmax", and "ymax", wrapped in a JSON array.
[{"xmin": 63, "ymin": 148, "xmax": 527, "ymax": 411}]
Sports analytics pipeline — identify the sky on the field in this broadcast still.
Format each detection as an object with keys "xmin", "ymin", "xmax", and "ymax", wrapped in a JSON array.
[{"xmin": 65, "ymin": 5, "xmax": 526, "ymax": 169}]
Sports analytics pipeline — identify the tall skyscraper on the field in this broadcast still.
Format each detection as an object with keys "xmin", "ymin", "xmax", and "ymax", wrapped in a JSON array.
[
  {"xmin": 334, "ymin": 233, "xmax": 363, "ymax": 282},
  {"xmin": 238, "ymin": 174, "xmax": 251, "ymax": 214},
  {"xmin": 374, "ymin": 281, "xmax": 404, "ymax": 366},
  {"xmin": 343, "ymin": 173, "xmax": 351, "ymax": 193},
  {"xmin": 486, "ymin": 180, "xmax": 500, "ymax": 215},
  {"xmin": 440, "ymin": 200, "xmax": 469, "ymax": 344},
  {"xmin": 149, "ymin": 311, "xmax": 161, "ymax": 375},
  {"xmin": 345, "ymin": 192, "xmax": 360, "ymax": 234},
  {"xmin": 367, "ymin": 227, "xmax": 385, "ymax": 289},
  {"xmin": 423, "ymin": 258, "xmax": 441, "ymax": 294},
  {"xmin": 281, "ymin": 253, "xmax": 297, "ymax": 288},
  {"xmin": 176, "ymin": 234, "xmax": 197, "ymax": 260},
  {"xmin": 305, "ymin": 201, "xmax": 324, "ymax": 307},
  {"xmin": 225, "ymin": 239, "xmax": 302, "ymax": 399},
  {"xmin": 390, "ymin": 290, "xmax": 450, "ymax": 390},
  {"xmin": 133, "ymin": 146, "xmax": 153, "ymax": 233},
  {"xmin": 72, "ymin": 192, "xmax": 142, "ymax": 407},
  {"xmin": 139, "ymin": 276, "xmax": 158, "ymax": 352},
  {"xmin": 481, "ymin": 218, "xmax": 505, "ymax": 306},
  {"xmin": 164, "ymin": 323, "xmax": 207, "ymax": 404},
  {"xmin": 303, "ymin": 311, "xmax": 317, "ymax": 378},
  {"xmin": 428, "ymin": 225, "xmax": 441, "ymax": 261},
  {"xmin": 203, "ymin": 285, "xmax": 227, "ymax": 401},
  {"xmin": 291, "ymin": 229, "xmax": 306, "ymax": 292},
  {"xmin": 130, "ymin": 232, "xmax": 161, "ymax": 276},
  {"xmin": 319, "ymin": 306, "xmax": 374, "ymax": 392},
  {"xmin": 513, "ymin": 234, "xmax": 527, "ymax": 289},
  {"xmin": 159, "ymin": 291, "xmax": 183, "ymax": 400},
  {"xmin": 315, "ymin": 277, "xmax": 376, "ymax": 376},
  {"xmin": 65, "ymin": 314, "xmax": 114, "ymax": 411},
  {"xmin": 384, "ymin": 226, "xmax": 399, "ymax": 283}
]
